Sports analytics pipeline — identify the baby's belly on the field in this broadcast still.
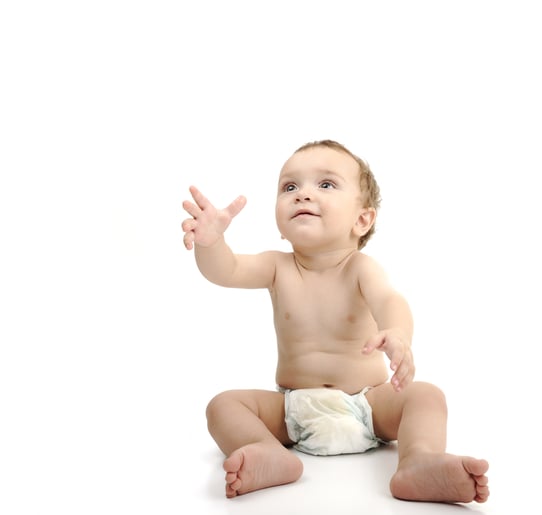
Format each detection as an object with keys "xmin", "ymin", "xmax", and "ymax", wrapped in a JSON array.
[{"xmin": 276, "ymin": 351, "xmax": 389, "ymax": 395}]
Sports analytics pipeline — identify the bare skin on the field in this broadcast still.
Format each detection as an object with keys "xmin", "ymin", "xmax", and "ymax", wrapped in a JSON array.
[{"xmin": 182, "ymin": 144, "xmax": 490, "ymax": 503}]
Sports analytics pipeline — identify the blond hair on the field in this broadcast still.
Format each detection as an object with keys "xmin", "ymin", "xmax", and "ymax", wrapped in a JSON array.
[{"xmin": 294, "ymin": 140, "xmax": 381, "ymax": 249}]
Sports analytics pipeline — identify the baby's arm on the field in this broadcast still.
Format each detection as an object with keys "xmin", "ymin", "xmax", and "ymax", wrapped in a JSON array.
[
  {"xmin": 357, "ymin": 255, "xmax": 415, "ymax": 392},
  {"xmin": 182, "ymin": 186, "xmax": 276, "ymax": 289}
]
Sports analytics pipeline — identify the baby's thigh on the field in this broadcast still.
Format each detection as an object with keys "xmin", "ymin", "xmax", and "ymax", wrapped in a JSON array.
[
  {"xmin": 364, "ymin": 382, "xmax": 405, "ymax": 440},
  {"xmin": 366, "ymin": 381, "xmax": 445, "ymax": 441},
  {"xmin": 214, "ymin": 389, "xmax": 291, "ymax": 444}
]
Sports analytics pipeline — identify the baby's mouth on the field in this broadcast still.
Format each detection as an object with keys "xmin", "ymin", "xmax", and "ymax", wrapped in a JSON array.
[{"xmin": 292, "ymin": 209, "xmax": 318, "ymax": 219}]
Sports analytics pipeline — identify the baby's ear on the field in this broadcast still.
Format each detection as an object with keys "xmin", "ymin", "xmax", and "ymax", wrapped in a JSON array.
[{"xmin": 353, "ymin": 208, "xmax": 376, "ymax": 237}]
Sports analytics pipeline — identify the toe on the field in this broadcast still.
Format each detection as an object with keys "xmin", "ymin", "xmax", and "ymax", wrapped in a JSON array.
[
  {"xmin": 464, "ymin": 458, "xmax": 489, "ymax": 477},
  {"xmin": 474, "ymin": 474, "xmax": 488, "ymax": 487},
  {"xmin": 225, "ymin": 471, "xmax": 237, "ymax": 484}
]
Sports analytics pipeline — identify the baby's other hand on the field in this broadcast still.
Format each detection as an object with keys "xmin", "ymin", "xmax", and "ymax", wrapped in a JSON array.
[
  {"xmin": 362, "ymin": 330, "xmax": 415, "ymax": 392},
  {"xmin": 182, "ymin": 186, "xmax": 246, "ymax": 250}
]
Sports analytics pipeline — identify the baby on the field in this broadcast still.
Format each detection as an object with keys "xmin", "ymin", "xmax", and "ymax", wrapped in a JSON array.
[{"xmin": 182, "ymin": 139, "xmax": 489, "ymax": 503}]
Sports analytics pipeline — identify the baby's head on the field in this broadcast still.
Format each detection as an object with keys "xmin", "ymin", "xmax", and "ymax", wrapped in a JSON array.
[{"xmin": 291, "ymin": 140, "xmax": 381, "ymax": 249}]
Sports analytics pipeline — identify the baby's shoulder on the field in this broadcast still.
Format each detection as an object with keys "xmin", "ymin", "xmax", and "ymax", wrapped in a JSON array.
[
  {"xmin": 347, "ymin": 251, "xmax": 381, "ymax": 269},
  {"xmin": 268, "ymin": 250, "xmax": 296, "ymax": 268},
  {"xmin": 345, "ymin": 252, "xmax": 388, "ymax": 280}
]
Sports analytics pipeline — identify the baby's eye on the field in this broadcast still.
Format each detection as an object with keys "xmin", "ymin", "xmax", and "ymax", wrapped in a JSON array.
[
  {"xmin": 320, "ymin": 181, "xmax": 335, "ymax": 189},
  {"xmin": 284, "ymin": 183, "xmax": 297, "ymax": 192}
]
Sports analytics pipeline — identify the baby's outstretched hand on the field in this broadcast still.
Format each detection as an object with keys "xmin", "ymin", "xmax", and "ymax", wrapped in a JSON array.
[
  {"xmin": 182, "ymin": 186, "xmax": 247, "ymax": 250},
  {"xmin": 362, "ymin": 330, "xmax": 415, "ymax": 392}
]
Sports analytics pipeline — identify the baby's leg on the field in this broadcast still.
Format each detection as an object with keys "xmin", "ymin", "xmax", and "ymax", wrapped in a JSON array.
[
  {"xmin": 206, "ymin": 389, "xmax": 303, "ymax": 498},
  {"xmin": 367, "ymin": 382, "xmax": 489, "ymax": 504}
]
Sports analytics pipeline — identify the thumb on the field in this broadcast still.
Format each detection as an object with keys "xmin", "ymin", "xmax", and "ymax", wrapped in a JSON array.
[
  {"xmin": 362, "ymin": 333, "xmax": 385, "ymax": 354},
  {"xmin": 225, "ymin": 195, "xmax": 247, "ymax": 219}
]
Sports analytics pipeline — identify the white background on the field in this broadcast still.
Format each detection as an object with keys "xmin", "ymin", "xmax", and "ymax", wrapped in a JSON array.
[{"xmin": 1, "ymin": 1, "xmax": 540, "ymax": 514}]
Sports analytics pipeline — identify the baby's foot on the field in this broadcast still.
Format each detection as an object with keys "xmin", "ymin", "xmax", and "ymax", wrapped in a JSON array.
[
  {"xmin": 390, "ymin": 452, "xmax": 489, "ymax": 503},
  {"xmin": 223, "ymin": 442, "xmax": 303, "ymax": 498}
]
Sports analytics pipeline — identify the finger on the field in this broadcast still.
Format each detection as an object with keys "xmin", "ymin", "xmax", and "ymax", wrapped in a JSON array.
[
  {"xmin": 392, "ymin": 362, "xmax": 415, "ymax": 392},
  {"xmin": 391, "ymin": 364, "xmax": 407, "ymax": 391},
  {"xmin": 182, "ymin": 218, "xmax": 197, "ymax": 232},
  {"xmin": 225, "ymin": 195, "xmax": 247, "ymax": 219},
  {"xmin": 189, "ymin": 185, "xmax": 213, "ymax": 210},
  {"xmin": 389, "ymin": 347, "xmax": 404, "ymax": 372},
  {"xmin": 183, "ymin": 231, "xmax": 195, "ymax": 250},
  {"xmin": 182, "ymin": 200, "xmax": 202, "ymax": 219}
]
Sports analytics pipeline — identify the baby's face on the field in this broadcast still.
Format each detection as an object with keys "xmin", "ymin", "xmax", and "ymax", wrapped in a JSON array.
[{"xmin": 275, "ymin": 146, "xmax": 365, "ymax": 250}]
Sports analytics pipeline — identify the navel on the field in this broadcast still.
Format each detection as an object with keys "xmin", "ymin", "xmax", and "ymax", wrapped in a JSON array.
[
  {"xmin": 347, "ymin": 314, "xmax": 356, "ymax": 324},
  {"xmin": 284, "ymin": 312, "xmax": 291, "ymax": 320}
]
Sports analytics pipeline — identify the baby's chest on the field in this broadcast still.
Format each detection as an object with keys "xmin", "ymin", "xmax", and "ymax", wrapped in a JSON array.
[{"xmin": 274, "ymin": 285, "xmax": 367, "ymax": 327}]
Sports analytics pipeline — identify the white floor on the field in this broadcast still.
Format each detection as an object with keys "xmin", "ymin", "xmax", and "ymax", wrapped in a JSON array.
[{"xmin": 193, "ymin": 442, "xmax": 494, "ymax": 515}]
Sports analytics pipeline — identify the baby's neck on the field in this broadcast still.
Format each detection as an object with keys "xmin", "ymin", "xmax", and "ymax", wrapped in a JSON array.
[{"xmin": 292, "ymin": 248, "xmax": 357, "ymax": 271}]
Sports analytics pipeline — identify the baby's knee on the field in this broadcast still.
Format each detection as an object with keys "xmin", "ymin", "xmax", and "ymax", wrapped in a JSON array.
[
  {"xmin": 206, "ymin": 389, "xmax": 253, "ymax": 423},
  {"xmin": 206, "ymin": 390, "xmax": 236, "ymax": 420},
  {"xmin": 409, "ymin": 382, "xmax": 448, "ymax": 412}
]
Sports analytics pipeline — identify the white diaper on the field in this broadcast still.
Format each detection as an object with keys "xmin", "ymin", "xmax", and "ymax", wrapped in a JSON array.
[{"xmin": 283, "ymin": 387, "xmax": 383, "ymax": 456}]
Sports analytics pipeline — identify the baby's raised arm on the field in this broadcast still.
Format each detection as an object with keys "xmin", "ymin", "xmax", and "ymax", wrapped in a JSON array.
[{"xmin": 182, "ymin": 186, "xmax": 276, "ymax": 289}]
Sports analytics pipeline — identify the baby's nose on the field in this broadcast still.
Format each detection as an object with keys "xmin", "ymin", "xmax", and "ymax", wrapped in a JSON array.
[{"xmin": 295, "ymin": 189, "xmax": 311, "ymax": 201}]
